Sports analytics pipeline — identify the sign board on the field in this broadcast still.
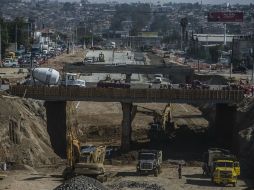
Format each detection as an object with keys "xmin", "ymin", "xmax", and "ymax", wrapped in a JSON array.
[
  {"xmin": 138, "ymin": 32, "xmax": 159, "ymax": 38},
  {"xmin": 208, "ymin": 11, "xmax": 243, "ymax": 22}
]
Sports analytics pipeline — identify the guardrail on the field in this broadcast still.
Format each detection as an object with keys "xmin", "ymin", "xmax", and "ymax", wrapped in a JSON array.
[{"xmin": 9, "ymin": 85, "xmax": 244, "ymax": 103}]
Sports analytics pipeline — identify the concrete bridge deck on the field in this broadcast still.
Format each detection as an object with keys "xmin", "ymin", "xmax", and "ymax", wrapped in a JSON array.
[
  {"xmin": 9, "ymin": 85, "xmax": 244, "ymax": 103},
  {"xmin": 64, "ymin": 63, "xmax": 193, "ymax": 75}
]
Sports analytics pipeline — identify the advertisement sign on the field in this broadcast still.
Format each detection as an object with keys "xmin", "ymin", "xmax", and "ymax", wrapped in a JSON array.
[{"xmin": 208, "ymin": 12, "xmax": 243, "ymax": 22}]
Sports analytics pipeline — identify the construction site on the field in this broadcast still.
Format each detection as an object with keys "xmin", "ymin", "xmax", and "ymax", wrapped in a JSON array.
[{"xmin": 0, "ymin": 47, "xmax": 253, "ymax": 190}]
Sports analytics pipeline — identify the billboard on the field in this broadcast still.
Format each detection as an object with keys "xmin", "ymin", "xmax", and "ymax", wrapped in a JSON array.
[{"xmin": 208, "ymin": 11, "xmax": 243, "ymax": 22}]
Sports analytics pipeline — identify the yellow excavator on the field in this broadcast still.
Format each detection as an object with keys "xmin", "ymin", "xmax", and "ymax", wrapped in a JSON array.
[
  {"xmin": 63, "ymin": 103, "xmax": 107, "ymax": 182},
  {"xmin": 136, "ymin": 104, "xmax": 175, "ymax": 141}
]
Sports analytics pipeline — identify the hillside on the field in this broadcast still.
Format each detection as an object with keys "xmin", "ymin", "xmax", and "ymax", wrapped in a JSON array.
[{"xmin": 0, "ymin": 94, "xmax": 60, "ymax": 167}]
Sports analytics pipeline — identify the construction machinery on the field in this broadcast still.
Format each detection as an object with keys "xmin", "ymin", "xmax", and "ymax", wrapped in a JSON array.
[
  {"xmin": 97, "ymin": 75, "xmax": 130, "ymax": 88},
  {"xmin": 24, "ymin": 68, "xmax": 86, "ymax": 87},
  {"xmin": 142, "ymin": 104, "xmax": 175, "ymax": 141},
  {"xmin": 136, "ymin": 150, "xmax": 162, "ymax": 177},
  {"xmin": 202, "ymin": 148, "xmax": 240, "ymax": 187},
  {"xmin": 63, "ymin": 104, "xmax": 106, "ymax": 182}
]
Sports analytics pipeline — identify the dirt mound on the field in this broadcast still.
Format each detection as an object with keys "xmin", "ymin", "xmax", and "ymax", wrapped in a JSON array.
[
  {"xmin": 54, "ymin": 176, "xmax": 108, "ymax": 190},
  {"xmin": 0, "ymin": 95, "xmax": 60, "ymax": 167},
  {"xmin": 107, "ymin": 180, "xmax": 165, "ymax": 190},
  {"xmin": 237, "ymin": 98, "xmax": 254, "ymax": 177}
]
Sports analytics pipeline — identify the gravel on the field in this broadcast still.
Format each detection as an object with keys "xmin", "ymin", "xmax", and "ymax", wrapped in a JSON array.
[
  {"xmin": 54, "ymin": 176, "xmax": 108, "ymax": 190},
  {"xmin": 107, "ymin": 180, "xmax": 166, "ymax": 190}
]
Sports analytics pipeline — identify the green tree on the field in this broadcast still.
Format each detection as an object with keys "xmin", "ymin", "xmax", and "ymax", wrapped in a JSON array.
[
  {"xmin": 0, "ymin": 18, "xmax": 9, "ymax": 59},
  {"xmin": 110, "ymin": 3, "xmax": 151, "ymax": 35},
  {"xmin": 209, "ymin": 45, "xmax": 221, "ymax": 63},
  {"xmin": 180, "ymin": 17, "xmax": 188, "ymax": 41},
  {"xmin": 0, "ymin": 17, "xmax": 29, "ymax": 57}
]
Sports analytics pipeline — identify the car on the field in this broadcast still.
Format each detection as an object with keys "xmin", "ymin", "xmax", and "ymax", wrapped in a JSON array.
[
  {"xmin": 192, "ymin": 80, "xmax": 210, "ymax": 90},
  {"xmin": 3, "ymin": 59, "xmax": 19, "ymax": 67},
  {"xmin": 84, "ymin": 57, "xmax": 93, "ymax": 64},
  {"xmin": 179, "ymin": 83, "xmax": 191, "ymax": 89},
  {"xmin": 232, "ymin": 66, "xmax": 247, "ymax": 74},
  {"xmin": 153, "ymin": 77, "xmax": 162, "ymax": 84}
]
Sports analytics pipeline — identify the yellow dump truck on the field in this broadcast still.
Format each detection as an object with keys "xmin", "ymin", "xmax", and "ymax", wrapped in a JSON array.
[
  {"xmin": 202, "ymin": 148, "xmax": 240, "ymax": 187},
  {"xmin": 212, "ymin": 159, "xmax": 240, "ymax": 187}
]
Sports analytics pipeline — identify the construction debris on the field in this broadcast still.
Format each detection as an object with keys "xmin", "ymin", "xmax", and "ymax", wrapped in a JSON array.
[
  {"xmin": 107, "ymin": 180, "xmax": 166, "ymax": 190},
  {"xmin": 54, "ymin": 176, "xmax": 108, "ymax": 190}
]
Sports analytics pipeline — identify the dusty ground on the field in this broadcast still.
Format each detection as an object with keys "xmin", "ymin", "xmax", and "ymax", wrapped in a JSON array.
[
  {"xmin": 41, "ymin": 48, "xmax": 85, "ymax": 72},
  {"xmin": 1, "ymin": 50, "xmax": 253, "ymax": 190},
  {"xmin": 0, "ymin": 164, "xmax": 252, "ymax": 190}
]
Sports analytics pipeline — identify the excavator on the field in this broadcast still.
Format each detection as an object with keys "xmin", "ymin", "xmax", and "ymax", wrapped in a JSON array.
[
  {"xmin": 63, "ymin": 103, "xmax": 107, "ymax": 182},
  {"xmin": 134, "ymin": 104, "xmax": 175, "ymax": 141}
]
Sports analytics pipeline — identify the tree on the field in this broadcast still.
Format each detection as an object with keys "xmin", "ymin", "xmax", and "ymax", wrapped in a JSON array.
[
  {"xmin": 110, "ymin": 3, "xmax": 151, "ymax": 35},
  {"xmin": 0, "ymin": 18, "xmax": 9, "ymax": 59},
  {"xmin": 0, "ymin": 17, "xmax": 29, "ymax": 57},
  {"xmin": 180, "ymin": 17, "xmax": 188, "ymax": 42},
  {"xmin": 209, "ymin": 45, "xmax": 221, "ymax": 63}
]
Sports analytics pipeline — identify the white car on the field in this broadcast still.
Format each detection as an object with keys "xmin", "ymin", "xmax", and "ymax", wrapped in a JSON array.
[
  {"xmin": 3, "ymin": 59, "xmax": 19, "ymax": 67},
  {"xmin": 153, "ymin": 77, "xmax": 162, "ymax": 84}
]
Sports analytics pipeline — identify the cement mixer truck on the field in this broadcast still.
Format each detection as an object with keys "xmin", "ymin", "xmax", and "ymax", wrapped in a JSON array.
[{"xmin": 24, "ymin": 68, "xmax": 86, "ymax": 87}]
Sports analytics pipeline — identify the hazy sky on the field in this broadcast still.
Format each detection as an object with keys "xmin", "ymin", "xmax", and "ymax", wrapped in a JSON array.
[{"xmin": 56, "ymin": 0, "xmax": 253, "ymax": 4}]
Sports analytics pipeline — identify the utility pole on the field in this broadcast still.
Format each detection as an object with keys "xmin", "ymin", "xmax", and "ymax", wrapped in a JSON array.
[
  {"xmin": 230, "ymin": 37, "xmax": 234, "ymax": 79},
  {"xmin": 0, "ymin": 24, "xmax": 2, "ymax": 66},
  {"xmin": 250, "ymin": 48, "xmax": 254, "ymax": 83},
  {"xmin": 27, "ymin": 22, "xmax": 29, "ymax": 52},
  {"xmin": 75, "ymin": 26, "xmax": 78, "ymax": 45},
  {"xmin": 15, "ymin": 23, "xmax": 18, "ymax": 52},
  {"xmin": 181, "ymin": 27, "xmax": 183, "ymax": 51},
  {"xmin": 224, "ymin": 23, "xmax": 227, "ymax": 46}
]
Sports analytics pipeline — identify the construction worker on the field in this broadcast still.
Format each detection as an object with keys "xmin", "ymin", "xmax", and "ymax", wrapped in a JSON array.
[{"xmin": 178, "ymin": 164, "xmax": 182, "ymax": 179}]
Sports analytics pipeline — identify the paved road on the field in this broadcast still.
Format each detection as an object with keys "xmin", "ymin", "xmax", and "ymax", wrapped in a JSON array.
[{"xmin": 196, "ymin": 69, "xmax": 254, "ymax": 81}]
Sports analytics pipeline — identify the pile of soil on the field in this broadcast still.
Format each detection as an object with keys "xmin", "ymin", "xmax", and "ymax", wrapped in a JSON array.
[
  {"xmin": 0, "ymin": 94, "xmax": 60, "ymax": 167},
  {"xmin": 237, "ymin": 98, "xmax": 254, "ymax": 177}
]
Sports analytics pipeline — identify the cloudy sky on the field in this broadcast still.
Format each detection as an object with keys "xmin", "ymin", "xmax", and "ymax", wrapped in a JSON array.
[{"xmin": 56, "ymin": 0, "xmax": 253, "ymax": 4}]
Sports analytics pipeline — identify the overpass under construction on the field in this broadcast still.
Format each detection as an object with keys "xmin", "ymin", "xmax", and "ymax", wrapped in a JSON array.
[
  {"xmin": 9, "ymin": 85, "xmax": 244, "ymax": 154},
  {"xmin": 64, "ymin": 63, "xmax": 194, "ymax": 83}
]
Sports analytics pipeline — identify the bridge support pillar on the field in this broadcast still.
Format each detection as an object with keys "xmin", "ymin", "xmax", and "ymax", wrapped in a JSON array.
[
  {"xmin": 125, "ymin": 73, "xmax": 132, "ymax": 83},
  {"xmin": 45, "ymin": 101, "xmax": 67, "ymax": 158},
  {"xmin": 215, "ymin": 103, "xmax": 237, "ymax": 153},
  {"xmin": 121, "ymin": 102, "xmax": 133, "ymax": 152}
]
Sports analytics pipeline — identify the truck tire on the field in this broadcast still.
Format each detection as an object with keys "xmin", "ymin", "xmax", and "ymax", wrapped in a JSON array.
[{"xmin": 154, "ymin": 169, "xmax": 158, "ymax": 177}]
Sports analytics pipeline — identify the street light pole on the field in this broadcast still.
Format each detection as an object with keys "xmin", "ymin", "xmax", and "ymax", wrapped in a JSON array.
[
  {"xmin": 250, "ymin": 48, "xmax": 253, "ymax": 83},
  {"xmin": 230, "ymin": 37, "xmax": 235, "ymax": 79},
  {"xmin": 0, "ymin": 24, "xmax": 2, "ymax": 66},
  {"xmin": 15, "ymin": 23, "xmax": 18, "ymax": 52}
]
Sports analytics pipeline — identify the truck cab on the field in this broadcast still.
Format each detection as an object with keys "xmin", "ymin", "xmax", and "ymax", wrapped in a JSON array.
[
  {"xmin": 212, "ymin": 160, "xmax": 240, "ymax": 187},
  {"xmin": 136, "ymin": 150, "xmax": 162, "ymax": 177},
  {"xmin": 61, "ymin": 73, "xmax": 86, "ymax": 87},
  {"xmin": 202, "ymin": 148, "xmax": 240, "ymax": 187}
]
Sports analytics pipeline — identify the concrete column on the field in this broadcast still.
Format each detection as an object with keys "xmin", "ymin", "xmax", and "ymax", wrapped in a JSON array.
[
  {"xmin": 125, "ymin": 73, "xmax": 132, "ymax": 83},
  {"xmin": 121, "ymin": 102, "xmax": 133, "ymax": 152},
  {"xmin": 45, "ymin": 101, "xmax": 67, "ymax": 158},
  {"xmin": 215, "ymin": 103, "xmax": 237, "ymax": 153}
]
